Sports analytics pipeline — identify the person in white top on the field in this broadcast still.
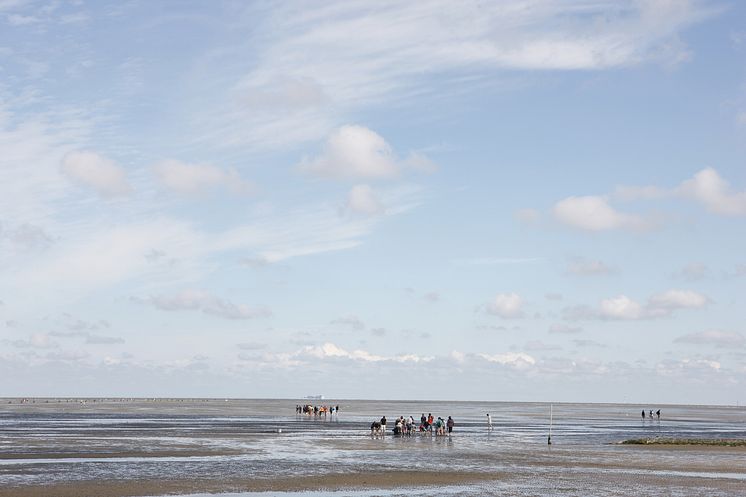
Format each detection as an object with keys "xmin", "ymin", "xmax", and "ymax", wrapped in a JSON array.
[{"xmin": 486, "ymin": 413, "xmax": 493, "ymax": 430}]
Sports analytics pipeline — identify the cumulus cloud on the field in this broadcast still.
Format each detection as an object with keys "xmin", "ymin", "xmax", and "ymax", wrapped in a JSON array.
[
  {"xmin": 152, "ymin": 159, "xmax": 253, "ymax": 195},
  {"xmin": 345, "ymin": 184, "xmax": 384, "ymax": 215},
  {"xmin": 656, "ymin": 357, "xmax": 722, "ymax": 377},
  {"xmin": 299, "ymin": 125, "xmax": 432, "ymax": 180},
  {"xmin": 565, "ymin": 289, "xmax": 710, "ymax": 321},
  {"xmin": 552, "ymin": 195, "xmax": 653, "ymax": 231},
  {"xmin": 486, "ymin": 293, "xmax": 524, "ymax": 318},
  {"xmin": 676, "ymin": 167, "xmax": 746, "ymax": 216},
  {"xmin": 477, "ymin": 352, "xmax": 536, "ymax": 369},
  {"xmin": 61, "ymin": 150, "xmax": 131, "ymax": 197},
  {"xmin": 647, "ymin": 289, "xmax": 710, "ymax": 314},
  {"xmin": 600, "ymin": 295, "xmax": 645, "ymax": 320},
  {"xmin": 675, "ymin": 330, "xmax": 745, "ymax": 348},
  {"xmin": 140, "ymin": 289, "xmax": 271, "ymax": 320},
  {"xmin": 289, "ymin": 342, "xmax": 432, "ymax": 364},
  {"xmin": 613, "ymin": 168, "xmax": 746, "ymax": 217},
  {"xmin": 549, "ymin": 168, "xmax": 746, "ymax": 231}
]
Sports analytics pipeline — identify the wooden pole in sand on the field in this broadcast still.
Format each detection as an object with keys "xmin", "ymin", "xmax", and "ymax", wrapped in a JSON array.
[{"xmin": 548, "ymin": 403, "xmax": 553, "ymax": 445}]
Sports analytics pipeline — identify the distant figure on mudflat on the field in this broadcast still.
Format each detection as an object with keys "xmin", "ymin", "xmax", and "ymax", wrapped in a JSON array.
[
  {"xmin": 370, "ymin": 420, "xmax": 382, "ymax": 436},
  {"xmin": 447, "ymin": 416, "xmax": 454, "ymax": 434},
  {"xmin": 656, "ymin": 409, "xmax": 661, "ymax": 419},
  {"xmin": 641, "ymin": 409, "xmax": 645, "ymax": 419},
  {"xmin": 380, "ymin": 416, "xmax": 387, "ymax": 433},
  {"xmin": 486, "ymin": 413, "xmax": 492, "ymax": 430}
]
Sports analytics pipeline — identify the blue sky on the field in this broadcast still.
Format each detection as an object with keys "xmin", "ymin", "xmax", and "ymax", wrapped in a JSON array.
[{"xmin": 1, "ymin": 0, "xmax": 746, "ymax": 404}]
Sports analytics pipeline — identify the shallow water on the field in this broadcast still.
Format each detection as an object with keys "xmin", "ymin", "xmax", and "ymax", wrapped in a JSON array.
[{"xmin": 1, "ymin": 399, "xmax": 745, "ymax": 496}]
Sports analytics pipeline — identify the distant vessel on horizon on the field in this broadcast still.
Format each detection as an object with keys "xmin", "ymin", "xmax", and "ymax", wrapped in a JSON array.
[{"xmin": 305, "ymin": 395, "xmax": 324, "ymax": 400}]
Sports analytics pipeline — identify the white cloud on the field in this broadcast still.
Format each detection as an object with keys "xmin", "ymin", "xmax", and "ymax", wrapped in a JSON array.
[
  {"xmin": 299, "ymin": 125, "xmax": 401, "ymax": 179},
  {"xmin": 196, "ymin": 1, "xmax": 714, "ymax": 151},
  {"xmin": 345, "ymin": 184, "xmax": 384, "ymax": 215},
  {"xmin": 486, "ymin": 293, "xmax": 524, "ymax": 319},
  {"xmin": 142, "ymin": 289, "xmax": 271, "ymax": 320},
  {"xmin": 613, "ymin": 168, "xmax": 746, "ymax": 217},
  {"xmin": 675, "ymin": 330, "xmax": 745, "ymax": 348},
  {"xmin": 549, "ymin": 168, "xmax": 746, "ymax": 231},
  {"xmin": 568, "ymin": 289, "xmax": 710, "ymax": 321},
  {"xmin": 152, "ymin": 159, "xmax": 253, "ymax": 195},
  {"xmin": 676, "ymin": 167, "xmax": 746, "ymax": 216},
  {"xmin": 60, "ymin": 150, "xmax": 131, "ymax": 198},
  {"xmin": 648, "ymin": 289, "xmax": 709, "ymax": 313},
  {"xmin": 656, "ymin": 357, "xmax": 721, "ymax": 377},
  {"xmin": 552, "ymin": 195, "xmax": 652, "ymax": 231},
  {"xmin": 278, "ymin": 342, "xmax": 433, "ymax": 364},
  {"xmin": 477, "ymin": 352, "xmax": 536, "ymax": 369},
  {"xmin": 600, "ymin": 295, "xmax": 644, "ymax": 320}
]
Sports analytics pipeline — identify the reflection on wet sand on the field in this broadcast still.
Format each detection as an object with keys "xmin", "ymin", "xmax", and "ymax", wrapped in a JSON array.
[{"xmin": 1, "ymin": 399, "xmax": 744, "ymax": 497}]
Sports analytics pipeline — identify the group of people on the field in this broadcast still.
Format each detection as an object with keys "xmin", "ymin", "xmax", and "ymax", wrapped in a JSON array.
[
  {"xmin": 371, "ymin": 413, "xmax": 455, "ymax": 436},
  {"xmin": 296, "ymin": 404, "xmax": 340, "ymax": 416},
  {"xmin": 641, "ymin": 409, "xmax": 661, "ymax": 420}
]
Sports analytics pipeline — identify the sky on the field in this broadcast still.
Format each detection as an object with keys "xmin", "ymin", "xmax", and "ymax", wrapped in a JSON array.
[{"xmin": 1, "ymin": 0, "xmax": 746, "ymax": 404}]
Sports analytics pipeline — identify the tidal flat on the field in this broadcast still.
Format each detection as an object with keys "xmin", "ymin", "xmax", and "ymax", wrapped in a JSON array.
[{"xmin": 1, "ymin": 399, "xmax": 744, "ymax": 496}]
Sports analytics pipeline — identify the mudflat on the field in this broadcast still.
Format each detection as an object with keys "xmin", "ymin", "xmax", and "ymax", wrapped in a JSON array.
[{"xmin": 2, "ymin": 399, "xmax": 744, "ymax": 496}]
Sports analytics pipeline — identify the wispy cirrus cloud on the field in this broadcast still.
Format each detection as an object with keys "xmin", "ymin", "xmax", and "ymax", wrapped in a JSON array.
[{"xmin": 194, "ymin": 0, "xmax": 716, "ymax": 150}]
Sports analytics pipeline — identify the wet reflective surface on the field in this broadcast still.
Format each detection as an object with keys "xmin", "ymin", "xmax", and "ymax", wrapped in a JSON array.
[{"xmin": 1, "ymin": 399, "xmax": 745, "ymax": 496}]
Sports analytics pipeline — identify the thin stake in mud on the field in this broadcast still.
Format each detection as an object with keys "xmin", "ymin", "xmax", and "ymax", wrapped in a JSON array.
[{"xmin": 548, "ymin": 403, "xmax": 553, "ymax": 445}]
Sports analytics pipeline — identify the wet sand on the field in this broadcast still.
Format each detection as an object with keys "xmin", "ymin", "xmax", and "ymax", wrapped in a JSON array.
[
  {"xmin": 0, "ymin": 471, "xmax": 503, "ymax": 497},
  {"xmin": 2, "ymin": 399, "xmax": 745, "ymax": 496},
  {"xmin": 3, "ymin": 457, "xmax": 745, "ymax": 497}
]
